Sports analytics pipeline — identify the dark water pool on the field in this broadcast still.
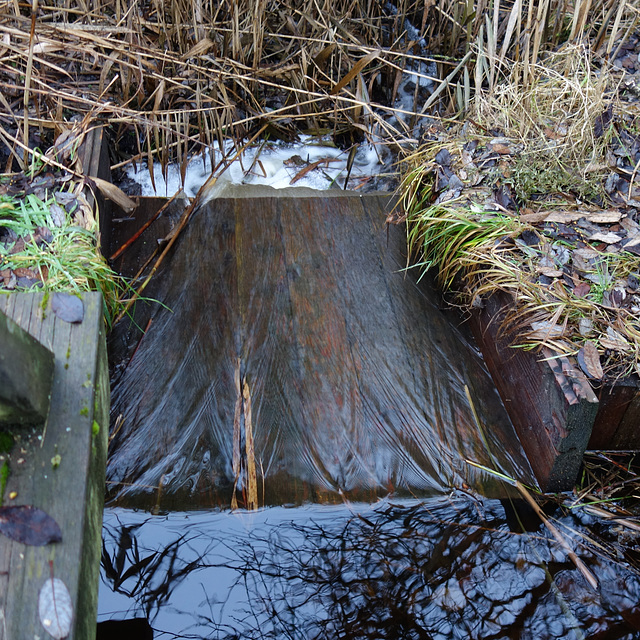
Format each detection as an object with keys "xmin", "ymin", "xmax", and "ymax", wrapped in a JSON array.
[{"xmin": 98, "ymin": 496, "xmax": 640, "ymax": 639}]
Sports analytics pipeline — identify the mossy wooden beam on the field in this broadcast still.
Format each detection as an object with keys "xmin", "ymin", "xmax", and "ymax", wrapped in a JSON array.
[
  {"xmin": 0, "ymin": 307, "xmax": 54, "ymax": 426},
  {"xmin": 0, "ymin": 292, "xmax": 109, "ymax": 640}
]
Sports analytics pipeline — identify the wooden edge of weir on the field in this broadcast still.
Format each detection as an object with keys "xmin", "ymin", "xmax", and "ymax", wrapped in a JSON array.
[
  {"xmin": 468, "ymin": 291, "xmax": 599, "ymax": 492},
  {"xmin": 0, "ymin": 124, "xmax": 113, "ymax": 640},
  {"xmin": 0, "ymin": 309, "xmax": 54, "ymax": 426}
]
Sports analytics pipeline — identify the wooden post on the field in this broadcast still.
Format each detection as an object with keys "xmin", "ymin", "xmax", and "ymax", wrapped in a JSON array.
[
  {"xmin": 0, "ymin": 307, "xmax": 54, "ymax": 426},
  {"xmin": 78, "ymin": 125, "xmax": 113, "ymax": 255}
]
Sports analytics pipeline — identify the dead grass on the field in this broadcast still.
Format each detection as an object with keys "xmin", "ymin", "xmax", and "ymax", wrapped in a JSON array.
[
  {"xmin": 0, "ymin": 0, "xmax": 636, "ymax": 180},
  {"xmin": 401, "ymin": 43, "xmax": 640, "ymax": 381}
]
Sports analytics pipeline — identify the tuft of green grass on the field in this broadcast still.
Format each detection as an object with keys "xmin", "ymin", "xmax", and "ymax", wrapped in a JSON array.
[{"xmin": 0, "ymin": 192, "xmax": 123, "ymax": 324}]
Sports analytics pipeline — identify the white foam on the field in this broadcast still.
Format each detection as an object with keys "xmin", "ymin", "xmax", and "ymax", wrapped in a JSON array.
[{"xmin": 125, "ymin": 135, "xmax": 388, "ymax": 198}]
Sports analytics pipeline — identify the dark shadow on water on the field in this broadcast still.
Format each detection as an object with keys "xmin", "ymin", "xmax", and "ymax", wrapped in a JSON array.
[{"xmin": 97, "ymin": 618, "xmax": 154, "ymax": 639}]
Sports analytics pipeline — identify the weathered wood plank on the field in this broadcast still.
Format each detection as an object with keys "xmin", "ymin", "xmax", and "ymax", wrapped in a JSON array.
[
  {"xmin": 589, "ymin": 384, "xmax": 638, "ymax": 449},
  {"xmin": 108, "ymin": 195, "xmax": 187, "ymax": 278},
  {"xmin": 108, "ymin": 189, "xmax": 537, "ymax": 509},
  {"xmin": 610, "ymin": 390, "xmax": 640, "ymax": 450},
  {"xmin": 78, "ymin": 126, "xmax": 113, "ymax": 254},
  {"xmin": 361, "ymin": 195, "xmax": 537, "ymax": 493},
  {"xmin": 0, "ymin": 307, "xmax": 54, "ymax": 426},
  {"xmin": 468, "ymin": 290, "xmax": 599, "ymax": 491},
  {"xmin": 0, "ymin": 292, "xmax": 109, "ymax": 640}
]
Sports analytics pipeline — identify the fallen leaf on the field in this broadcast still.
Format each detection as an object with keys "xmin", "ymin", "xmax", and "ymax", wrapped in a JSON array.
[
  {"xmin": 529, "ymin": 321, "xmax": 565, "ymax": 339},
  {"xmin": 543, "ymin": 212, "xmax": 582, "ymax": 223},
  {"xmin": 90, "ymin": 177, "xmax": 137, "ymax": 214},
  {"xmin": 544, "ymin": 127, "xmax": 564, "ymax": 140},
  {"xmin": 13, "ymin": 267, "xmax": 39, "ymax": 280},
  {"xmin": 600, "ymin": 327, "xmax": 630, "ymax": 352},
  {"xmin": 600, "ymin": 338, "xmax": 630, "ymax": 352},
  {"xmin": 620, "ymin": 217, "xmax": 640, "ymax": 235},
  {"xmin": 39, "ymin": 577, "xmax": 73, "ymax": 639},
  {"xmin": 329, "ymin": 49, "xmax": 380, "ymax": 95},
  {"xmin": 586, "ymin": 210, "xmax": 622, "ymax": 224},
  {"xmin": 579, "ymin": 318, "xmax": 593, "ymax": 336},
  {"xmin": 0, "ymin": 506, "xmax": 62, "ymax": 545},
  {"xmin": 588, "ymin": 232, "xmax": 623, "ymax": 244},
  {"xmin": 520, "ymin": 210, "xmax": 548, "ymax": 223},
  {"xmin": 578, "ymin": 341, "xmax": 603, "ymax": 379},
  {"xmin": 49, "ymin": 204, "xmax": 66, "ymax": 228},
  {"xmin": 573, "ymin": 281, "xmax": 591, "ymax": 297},
  {"xmin": 536, "ymin": 266, "xmax": 564, "ymax": 278},
  {"xmin": 51, "ymin": 293, "xmax": 84, "ymax": 324},
  {"xmin": 490, "ymin": 142, "xmax": 512, "ymax": 155},
  {"xmin": 594, "ymin": 105, "xmax": 614, "ymax": 138}
]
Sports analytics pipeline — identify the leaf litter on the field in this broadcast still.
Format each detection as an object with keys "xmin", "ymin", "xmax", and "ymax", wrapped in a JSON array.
[
  {"xmin": 0, "ymin": 505, "xmax": 61, "ymax": 546},
  {"xmin": 401, "ymin": 44, "xmax": 640, "ymax": 383}
]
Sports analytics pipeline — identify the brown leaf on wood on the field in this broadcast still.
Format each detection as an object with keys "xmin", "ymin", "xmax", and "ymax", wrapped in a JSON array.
[
  {"xmin": 90, "ymin": 176, "xmax": 137, "ymax": 214},
  {"xmin": 578, "ymin": 341, "xmax": 603, "ymax": 379},
  {"xmin": 0, "ymin": 506, "xmax": 62, "ymax": 545}
]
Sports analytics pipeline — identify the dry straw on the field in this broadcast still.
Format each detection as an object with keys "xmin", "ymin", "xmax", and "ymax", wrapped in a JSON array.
[{"xmin": 402, "ymin": 37, "xmax": 640, "ymax": 380}]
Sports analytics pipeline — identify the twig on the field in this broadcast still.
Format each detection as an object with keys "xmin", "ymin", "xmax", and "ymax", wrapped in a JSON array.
[
  {"xmin": 517, "ymin": 481, "xmax": 598, "ymax": 589},
  {"xmin": 110, "ymin": 191, "xmax": 184, "ymax": 261}
]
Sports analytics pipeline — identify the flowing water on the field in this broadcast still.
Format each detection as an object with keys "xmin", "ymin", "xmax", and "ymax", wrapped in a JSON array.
[{"xmin": 100, "ymin": 188, "xmax": 640, "ymax": 639}]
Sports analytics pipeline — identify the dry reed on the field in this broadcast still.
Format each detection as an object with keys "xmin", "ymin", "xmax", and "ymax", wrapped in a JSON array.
[{"xmin": 1, "ymin": 0, "xmax": 635, "ymax": 178}]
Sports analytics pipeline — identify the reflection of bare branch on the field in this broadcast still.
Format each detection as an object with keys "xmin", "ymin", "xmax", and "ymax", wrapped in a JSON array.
[
  {"xmin": 101, "ymin": 500, "xmax": 640, "ymax": 639},
  {"xmin": 101, "ymin": 514, "xmax": 211, "ymax": 622}
]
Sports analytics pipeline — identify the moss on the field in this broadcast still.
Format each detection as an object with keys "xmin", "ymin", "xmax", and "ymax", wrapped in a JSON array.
[
  {"xmin": 80, "ymin": 407, "xmax": 89, "ymax": 416},
  {"xmin": 0, "ymin": 431, "xmax": 14, "ymax": 455},
  {"xmin": 0, "ymin": 460, "xmax": 9, "ymax": 505}
]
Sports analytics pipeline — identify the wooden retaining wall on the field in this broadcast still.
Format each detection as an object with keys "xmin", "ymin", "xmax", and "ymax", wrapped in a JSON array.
[{"xmin": 0, "ymin": 293, "xmax": 109, "ymax": 640}]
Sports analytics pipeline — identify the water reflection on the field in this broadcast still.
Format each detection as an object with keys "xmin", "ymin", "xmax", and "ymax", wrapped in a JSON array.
[{"xmin": 99, "ymin": 497, "xmax": 640, "ymax": 639}]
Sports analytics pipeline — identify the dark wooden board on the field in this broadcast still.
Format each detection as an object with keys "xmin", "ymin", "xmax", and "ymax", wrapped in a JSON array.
[
  {"xmin": 107, "ymin": 189, "xmax": 537, "ymax": 509},
  {"xmin": 0, "ymin": 308, "xmax": 54, "ymax": 426},
  {"xmin": 79, "ymin": 126, "xmax": 113, "ymax": 254},
  {"xmin": 468, "ymin": 291, "xmax": 599, "ymax": 491},
  {"xmin": 0, "ymin": 292, "xmax": 109, "ymax": 640},
  {"xmin": 589, "ymin": 383, "xmax": 639, "ymax": 449},
  {"xmin": 108, "ymin": 195, "xmax": 187, "ymax": 278}
]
